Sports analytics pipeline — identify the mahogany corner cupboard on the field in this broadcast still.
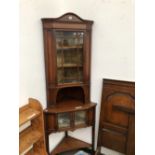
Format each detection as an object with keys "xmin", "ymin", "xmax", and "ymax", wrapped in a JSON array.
[{"xmin": 41, "ymin": 13, "xmax": 96, "ymax": 155}]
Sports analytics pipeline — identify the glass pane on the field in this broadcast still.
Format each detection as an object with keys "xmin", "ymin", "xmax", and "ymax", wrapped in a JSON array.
[
  {"xmin": 55, "ymin": 31, "xmax": 84, "ymax": 84},
  {"xmin": 58, "ymin": 113, "xmax": 70, "ymax": 128},
  {"xmin": 75, "ymin": 111, "xmax": 86, "ymax": 126}
]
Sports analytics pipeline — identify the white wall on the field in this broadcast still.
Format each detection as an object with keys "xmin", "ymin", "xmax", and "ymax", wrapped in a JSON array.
[{"xmin": 20, "ymin": 0, "xmax": 134, "ymax": 154}]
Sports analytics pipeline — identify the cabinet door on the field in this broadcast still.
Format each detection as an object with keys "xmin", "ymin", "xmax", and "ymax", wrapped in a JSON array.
[
  {"xmin": 57, "ymin": 113, "xmax": 71, "ymax": 129},
  {"xmin": 74, "ymin": 111, "xmax": 86, "ymax": 127},
  {"xmin": 55, "ymin": 31, "xmax": 84, "ymax": 84},
  {"xmin": 97, "ymin": 79, "xmax": 135, "ymax": 154}
]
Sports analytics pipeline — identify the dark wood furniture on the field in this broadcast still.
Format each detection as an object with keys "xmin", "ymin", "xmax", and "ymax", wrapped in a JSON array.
[
  {"xmin": 19, "ymin": 98, "xmax": 47, "ymax": 155},
  {"xmin": 97, "ymin": 79, "xmax": 135, "ymax": 155},
  {"xmin": 41, "ymin": 13, "xmax": 96, "ymax": 155}
]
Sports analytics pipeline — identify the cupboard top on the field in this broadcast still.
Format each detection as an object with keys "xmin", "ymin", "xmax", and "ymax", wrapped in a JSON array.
[
  {"xmin": 44, "ymin": 101, "xmax": 96, "ymax": 113},
  {"xmin": 41, "ymin": 13, "xmax": 93, "ymax": 30},
  {"xmin": 42, "ymin": 12, "xmax": 93, "ymax": 24}
]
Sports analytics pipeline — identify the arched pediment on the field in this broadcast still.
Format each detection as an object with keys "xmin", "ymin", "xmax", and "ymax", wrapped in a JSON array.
[{"xmin": 56, "ymin": 12, "xmax": 85, "ymax": 23}]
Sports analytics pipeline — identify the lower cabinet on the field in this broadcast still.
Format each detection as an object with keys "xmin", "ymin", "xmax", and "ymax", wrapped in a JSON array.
[
  {"xmin": 44, "ymin": 104, "xmax": 96, "ymax": 155},
  {"xmin": 45, "ymin": 109, "xmax": 94, "ymax": 132}
]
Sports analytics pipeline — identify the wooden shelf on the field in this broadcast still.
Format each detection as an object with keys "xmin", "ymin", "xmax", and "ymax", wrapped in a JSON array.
[
  {"xmin": 58, "ymin": 80, "xmax": 83, "ymax": 85},
  {"xmin": 19, "ymin": 105, "xmax": 40, "ymax": 126},
  {"xmin": 48, "ymin": 82, "xmax": 87, "ymax": 89},
  {"xmin": 51, "ymin": 136, "xmax": 91, "ymax": 154},
  {"xmin": 57, "ymin": 45, "xmax": 83, "ymax": 50},
  {"xmin": 19, "ymin": 98, "xmax": 47, "ymax": 155},
  {"xmin": 44, "ymin": 100, "xmax": 96, "ymax": 113},
  {"xmin": 25, "ymin": 148, "xmax": 45, "ymax": 155},
  {"xmin": 57, "ymin": 64, "xmax": 83, "ymax": 68},
  {"xmin": 19, "ymin": 127, "xmax": 42, "ymax": 154}
]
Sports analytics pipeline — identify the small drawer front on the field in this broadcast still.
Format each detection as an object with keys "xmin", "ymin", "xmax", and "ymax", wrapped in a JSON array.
[{"xmin": 74, "ymin": 111, "xmax": 86, "ymax": 127}]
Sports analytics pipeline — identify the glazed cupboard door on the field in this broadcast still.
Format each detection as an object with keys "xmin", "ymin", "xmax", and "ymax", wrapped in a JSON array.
[
  {"xmin": 55, "ymin": 31, "xmax": 84, "ymax": 84},
  {"xmin": 74, "ymin": 111, "xmax": 86, "ymax": 127},
  {"xmin": 57, "ymin": 111, "xmax": 87, "ymax": 130},
  {"xmin": 43, "ymin": 29, "xmax": 90, "ymax": 87},
  {"xmin": 57, "ymin": 112, "xmax": 71, "ymax": 129}
]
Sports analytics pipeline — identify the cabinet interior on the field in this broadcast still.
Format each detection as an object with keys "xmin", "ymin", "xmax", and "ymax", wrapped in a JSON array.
[
  {"xmin": 56, "ymin": 31, "xmax": 84, "ymax": 84},
  {"xmin": 56, "ymin": 86, "xmax": 85, "ymax": 103}
]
